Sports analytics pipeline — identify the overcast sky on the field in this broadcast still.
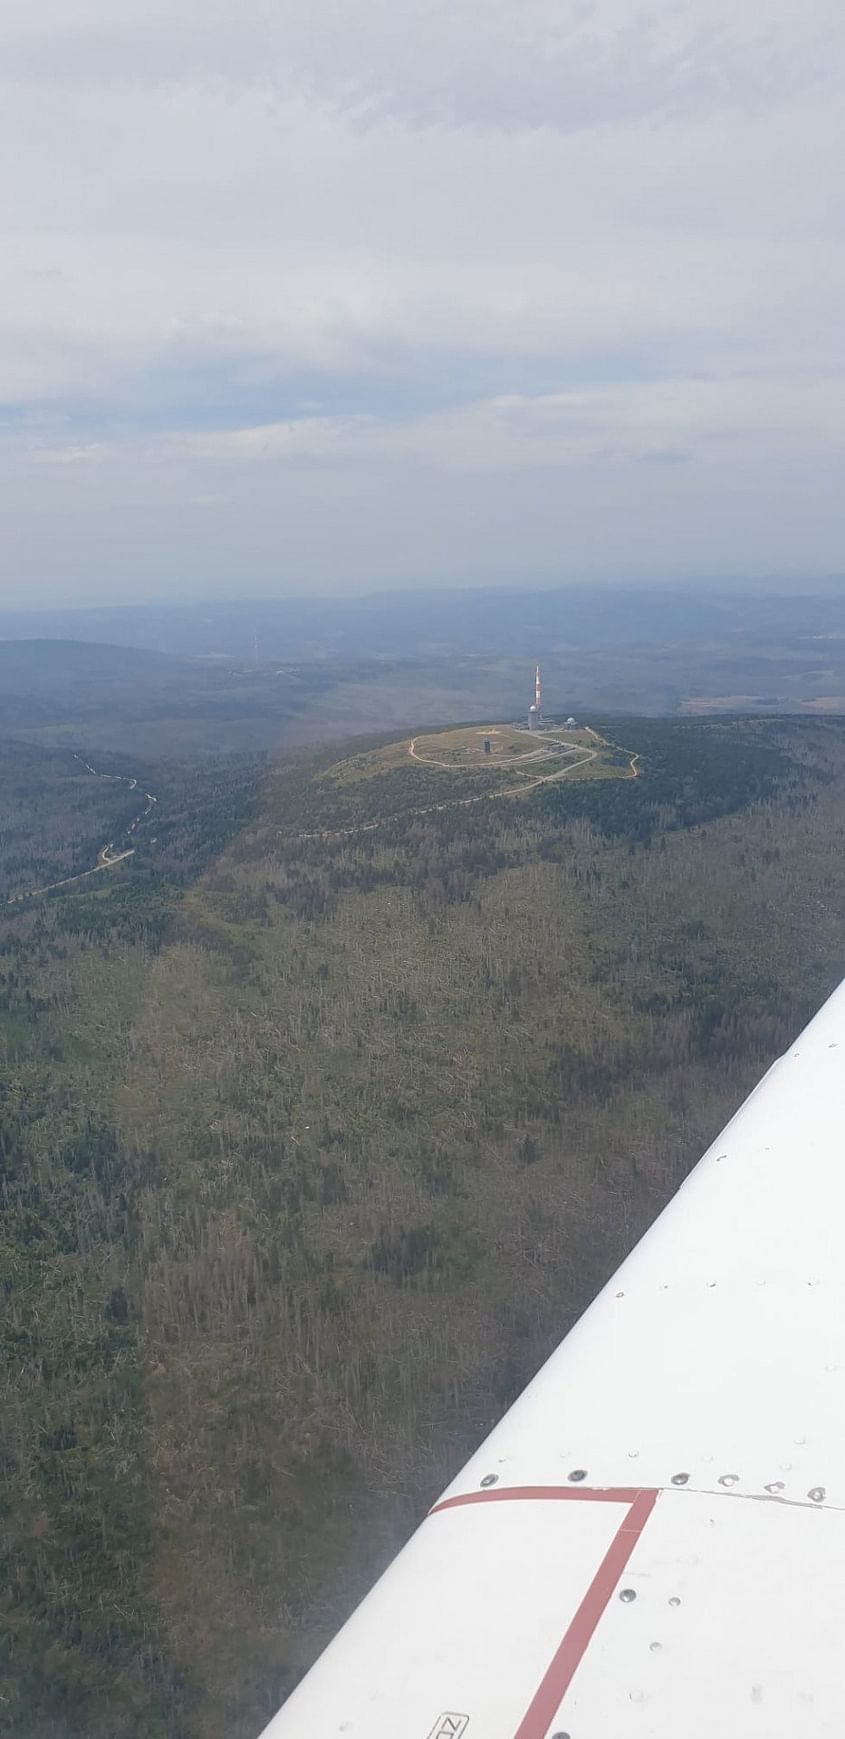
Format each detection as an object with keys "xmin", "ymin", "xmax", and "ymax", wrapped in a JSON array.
[{"xmin": 1, "ymin": 0, "xmax": 844, "ymax": 606}]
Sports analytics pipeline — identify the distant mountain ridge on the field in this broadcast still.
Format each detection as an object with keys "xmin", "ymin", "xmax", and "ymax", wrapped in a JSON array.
[
  {"xmin": 0, "ymin": 637, "xmax": 174, "ymax": 684},
  {"xmin": 4, "ymin": 584, "xmax": 845, "ymax": 661}
]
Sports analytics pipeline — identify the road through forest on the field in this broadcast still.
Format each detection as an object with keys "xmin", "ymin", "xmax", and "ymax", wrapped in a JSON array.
[
  {"xmin": 288, "ymin": 728, "xmax": 638, "ymax": 845},
  {"xmin": 4, "ymin": 755, "xmax": 157, "ymax": 904}
]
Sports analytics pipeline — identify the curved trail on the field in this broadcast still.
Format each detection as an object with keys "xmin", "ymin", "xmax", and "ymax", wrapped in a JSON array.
[
  {"xmin": 407, "ymin": 728, "xmax": 585, "ymax": 772},
  {"xmin": 4, "ymin": 756, "xmax": 157, "ymax": 905},
  {"xmin": 286, "ymin": 732, "xmax": 605, "ymax": 845}
]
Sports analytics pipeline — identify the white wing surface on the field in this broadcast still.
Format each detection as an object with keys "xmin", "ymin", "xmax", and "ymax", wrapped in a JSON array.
[{"xmin": 260, "ymin": 977, "xmax": 845, "ymax": 1738}]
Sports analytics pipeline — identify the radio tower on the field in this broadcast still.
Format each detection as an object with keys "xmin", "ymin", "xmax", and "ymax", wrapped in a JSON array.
[{"xmin": 528, "ymin": 663, "xmax": 542, "ymax": 730}]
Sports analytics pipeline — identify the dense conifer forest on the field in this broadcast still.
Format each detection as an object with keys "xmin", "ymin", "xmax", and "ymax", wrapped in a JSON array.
[{"xmin": 3, "ymin": 716, "xmax": 845, "ymax": 1736}]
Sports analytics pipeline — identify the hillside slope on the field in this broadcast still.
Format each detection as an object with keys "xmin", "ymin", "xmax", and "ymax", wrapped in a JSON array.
[{"xmin": 3, "ymin": 718, "xmax": 845, "ymax": 1736}]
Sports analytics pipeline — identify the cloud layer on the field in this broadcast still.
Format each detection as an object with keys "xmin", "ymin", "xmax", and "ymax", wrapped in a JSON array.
[{"xmin": 1, "ymin": 1, "xmax": 844, "ymax": 602}]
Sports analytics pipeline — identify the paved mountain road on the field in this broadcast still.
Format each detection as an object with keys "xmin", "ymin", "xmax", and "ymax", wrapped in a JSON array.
[{"xmin": 287, "ymin": 734, "xmax": 604, "ymax": 844}]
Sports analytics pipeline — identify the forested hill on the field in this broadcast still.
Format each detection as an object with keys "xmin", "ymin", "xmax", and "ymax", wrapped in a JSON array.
[{"xmin": 4, "ymin": 717, "xmax": 845, "ymax": 1738}]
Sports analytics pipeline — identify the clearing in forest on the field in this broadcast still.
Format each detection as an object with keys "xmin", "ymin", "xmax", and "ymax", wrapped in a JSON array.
[{"xmin": 326, "ymin": 722, "xmax": 635, "ymax": 789}]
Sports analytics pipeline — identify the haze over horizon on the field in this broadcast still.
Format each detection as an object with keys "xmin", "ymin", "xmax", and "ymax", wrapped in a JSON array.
[{"xmin": 2, "ymin": 0, "xmax": 844, "ymax": 607}]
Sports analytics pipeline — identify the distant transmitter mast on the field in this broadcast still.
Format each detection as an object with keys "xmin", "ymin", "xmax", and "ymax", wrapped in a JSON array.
[{"xmin": 528, "ymin": 663, "xmax": 542, "ymax": 729}]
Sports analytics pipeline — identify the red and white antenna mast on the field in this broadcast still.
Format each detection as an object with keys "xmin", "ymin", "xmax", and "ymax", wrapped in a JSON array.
[{"xmin": 534, "ymin": 664, "xmax": 542, "ymax": 711}]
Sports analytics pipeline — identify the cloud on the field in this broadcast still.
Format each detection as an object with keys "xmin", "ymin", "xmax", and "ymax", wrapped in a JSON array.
[
  {"xmin": 3, "ymin": 0, "xmax": 841, "ymax": 127},
  {"xmin": 0, "ymin": 0, "xmax": 843, "ymax": 602},
  {"xmin": 168, "ymin": 376, "xmax": 845, "ymax": 473}
]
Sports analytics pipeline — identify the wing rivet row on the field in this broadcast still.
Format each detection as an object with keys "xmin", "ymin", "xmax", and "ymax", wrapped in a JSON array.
[
  {"xmin": 618, "ymin": 1588, "xmax": 637, "ymax": 1603},
  {"xmin": 479, "ymin": 1474, "xmax": 498, "ymax": 1488},
  {"xmin": 550, "ymin": 1730, "xmax": 571, "ymax": 1738},
  {"xmin": 670, "ymin": 1472, "xmax": 690, "ymax": 1485},
  {"xmin": 718, "ymin": 1473, "xmax": 740, "ymax": 1486},
  {"xmin": 668, "ymin": 1597, "xmax": 682, "ymax": 1607},
  {"xmin": 809, "ymin": 1486, "xmax": 826, "ymax": 1502},
  {"xmin": 568, "ymin": 1468, "xmax": 588, "ymax": 1482},
  {"xmin": 764, "ymin": 1481, "xmax": 785, "ymax": 1493},
  {"xmin": 649, "ymin": 1641, "xmax": 663, "ymax": 1652}
]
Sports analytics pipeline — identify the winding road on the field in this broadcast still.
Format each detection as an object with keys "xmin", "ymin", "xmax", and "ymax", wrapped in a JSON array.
[
  {"xmin": 286, "ymin": 728, "xmax": 619, "ymax": 845},
  {"xmin": 407, "ymin": 728, "xmax": 585, "ymax": 772},
  {"xmin": 4, "ymin": 755, "xmax": 157, "ymax": 905}
]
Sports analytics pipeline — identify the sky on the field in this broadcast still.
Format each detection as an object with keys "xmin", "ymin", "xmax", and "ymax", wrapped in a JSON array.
[{"xmin": 1, "ymin": 0, "xmax": 844, "ymax": 606}]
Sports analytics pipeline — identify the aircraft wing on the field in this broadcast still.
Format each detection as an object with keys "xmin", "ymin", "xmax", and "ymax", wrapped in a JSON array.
[{"xmin": 260, "ymin": 977, "xmax": 845, "ymax": 1738}]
